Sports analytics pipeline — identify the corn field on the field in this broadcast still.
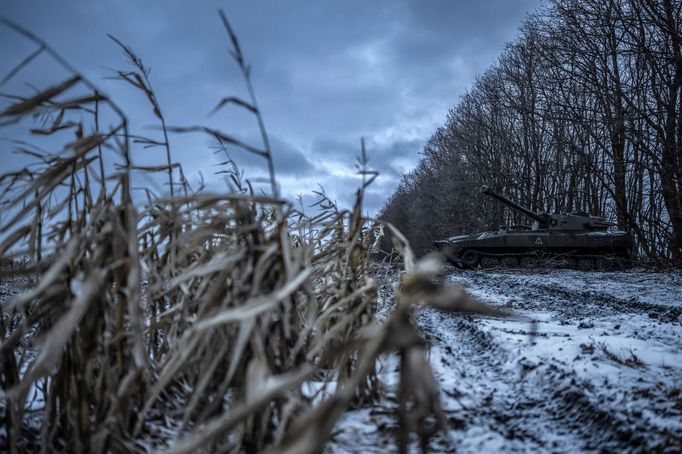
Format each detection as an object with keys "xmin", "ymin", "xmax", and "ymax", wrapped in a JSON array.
[{"xmin": 0, "ymin": 13, "xmax": 499, "ymax": 453}]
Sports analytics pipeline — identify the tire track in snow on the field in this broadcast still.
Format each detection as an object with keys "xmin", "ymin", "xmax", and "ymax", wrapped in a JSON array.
[
  {"xmin": 418, "ymin": 269, "xmax": 682, "ymax": 452},
  {"xmin": 419, "ymin": 310, "xmax": 653, "ymax": 452}
]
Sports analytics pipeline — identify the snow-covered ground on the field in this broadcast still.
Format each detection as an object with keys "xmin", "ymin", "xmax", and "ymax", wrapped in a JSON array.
[
  {"xmin": 329, "ymin": 268, "xmax": 682, "ymax": 452},
  {"xmin": 4, "ymin": 269, "xmax": 681, "ymax": 452}
]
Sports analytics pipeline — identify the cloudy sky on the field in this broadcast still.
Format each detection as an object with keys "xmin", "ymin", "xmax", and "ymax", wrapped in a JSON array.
[{"xmin": 1, "ymin": 0, "xmax": 542, "ymax": 215}]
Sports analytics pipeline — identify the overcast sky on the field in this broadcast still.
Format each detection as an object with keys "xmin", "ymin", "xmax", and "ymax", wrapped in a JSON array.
[{"xmin": 1, "ymin": 0, "xmax": 542, "ymax": 216}]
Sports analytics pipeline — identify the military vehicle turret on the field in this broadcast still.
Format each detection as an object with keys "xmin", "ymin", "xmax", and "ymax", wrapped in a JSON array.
[{"xmin": 434, "ymin": 186, "xmax": 632, "ymax": 270}]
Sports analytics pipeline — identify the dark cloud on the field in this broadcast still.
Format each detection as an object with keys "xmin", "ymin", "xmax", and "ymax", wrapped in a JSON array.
[
  {"xmin": 1, "ymin": 0, "xmax": 543, "ymax": 215},
  {"xmin": 214, "ymin": 133, "xmax": 315, "ymax": 178},
  {"xmin": 308, "ymin": 137, "xmax": 424, "ymax": 183}
]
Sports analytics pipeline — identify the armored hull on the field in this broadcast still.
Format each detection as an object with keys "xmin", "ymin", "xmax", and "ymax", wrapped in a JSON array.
[
  {"xmin": 434, "ymin": 186, "xmax": 633, "ymax": 270},
  {"xmin": 435, "ymin": 228, "xmax": 632, "ymax": 270}
]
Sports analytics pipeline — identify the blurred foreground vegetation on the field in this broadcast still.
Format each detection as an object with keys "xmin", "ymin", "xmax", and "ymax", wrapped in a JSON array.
[{"xmin": 0, "ymin": 12, "xmax": 501, "ymax": 453}]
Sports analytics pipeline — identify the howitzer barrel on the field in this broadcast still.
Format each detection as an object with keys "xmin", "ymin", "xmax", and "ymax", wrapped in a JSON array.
[{"xmin": 480, "ymin": 185, "xmax": 548, "ymax": 224}]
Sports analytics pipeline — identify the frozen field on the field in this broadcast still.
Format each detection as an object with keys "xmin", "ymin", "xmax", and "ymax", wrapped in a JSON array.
[{"xmin": 330, "ymin": 268, "xmax": 682, "ymax": 452}]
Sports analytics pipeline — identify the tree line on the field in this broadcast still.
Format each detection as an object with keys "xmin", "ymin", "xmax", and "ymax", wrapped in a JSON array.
[{"xmin": 379, "ymin": 0, "xmax": 682, "ymax": 265}]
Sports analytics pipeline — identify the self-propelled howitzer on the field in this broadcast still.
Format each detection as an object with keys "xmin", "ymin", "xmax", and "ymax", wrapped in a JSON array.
[{"xmin": 434, "ymin": 186, "xmax": 632, "ymax": 270}]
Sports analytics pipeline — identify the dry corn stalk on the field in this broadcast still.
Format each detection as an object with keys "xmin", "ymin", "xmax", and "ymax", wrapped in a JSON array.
[{"xmin": 0, "ymin": 13, "xmax": 507, "ymax": 453}]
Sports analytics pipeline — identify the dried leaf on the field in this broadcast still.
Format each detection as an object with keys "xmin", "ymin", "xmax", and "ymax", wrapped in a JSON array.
[{"xmin": 1, "ymin": 76, "xmax": 80, "ymax": 116}]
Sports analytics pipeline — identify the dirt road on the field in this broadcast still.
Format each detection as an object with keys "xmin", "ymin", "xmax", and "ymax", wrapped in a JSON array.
[{"xmin": 330, "ymin": 269, "xmax": 682, "ymax": 453}]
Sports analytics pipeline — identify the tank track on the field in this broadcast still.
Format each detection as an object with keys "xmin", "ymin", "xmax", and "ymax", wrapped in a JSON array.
[{"xmin": 456, "ymin": 250, "xmax": 630, "ymax": 271}]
